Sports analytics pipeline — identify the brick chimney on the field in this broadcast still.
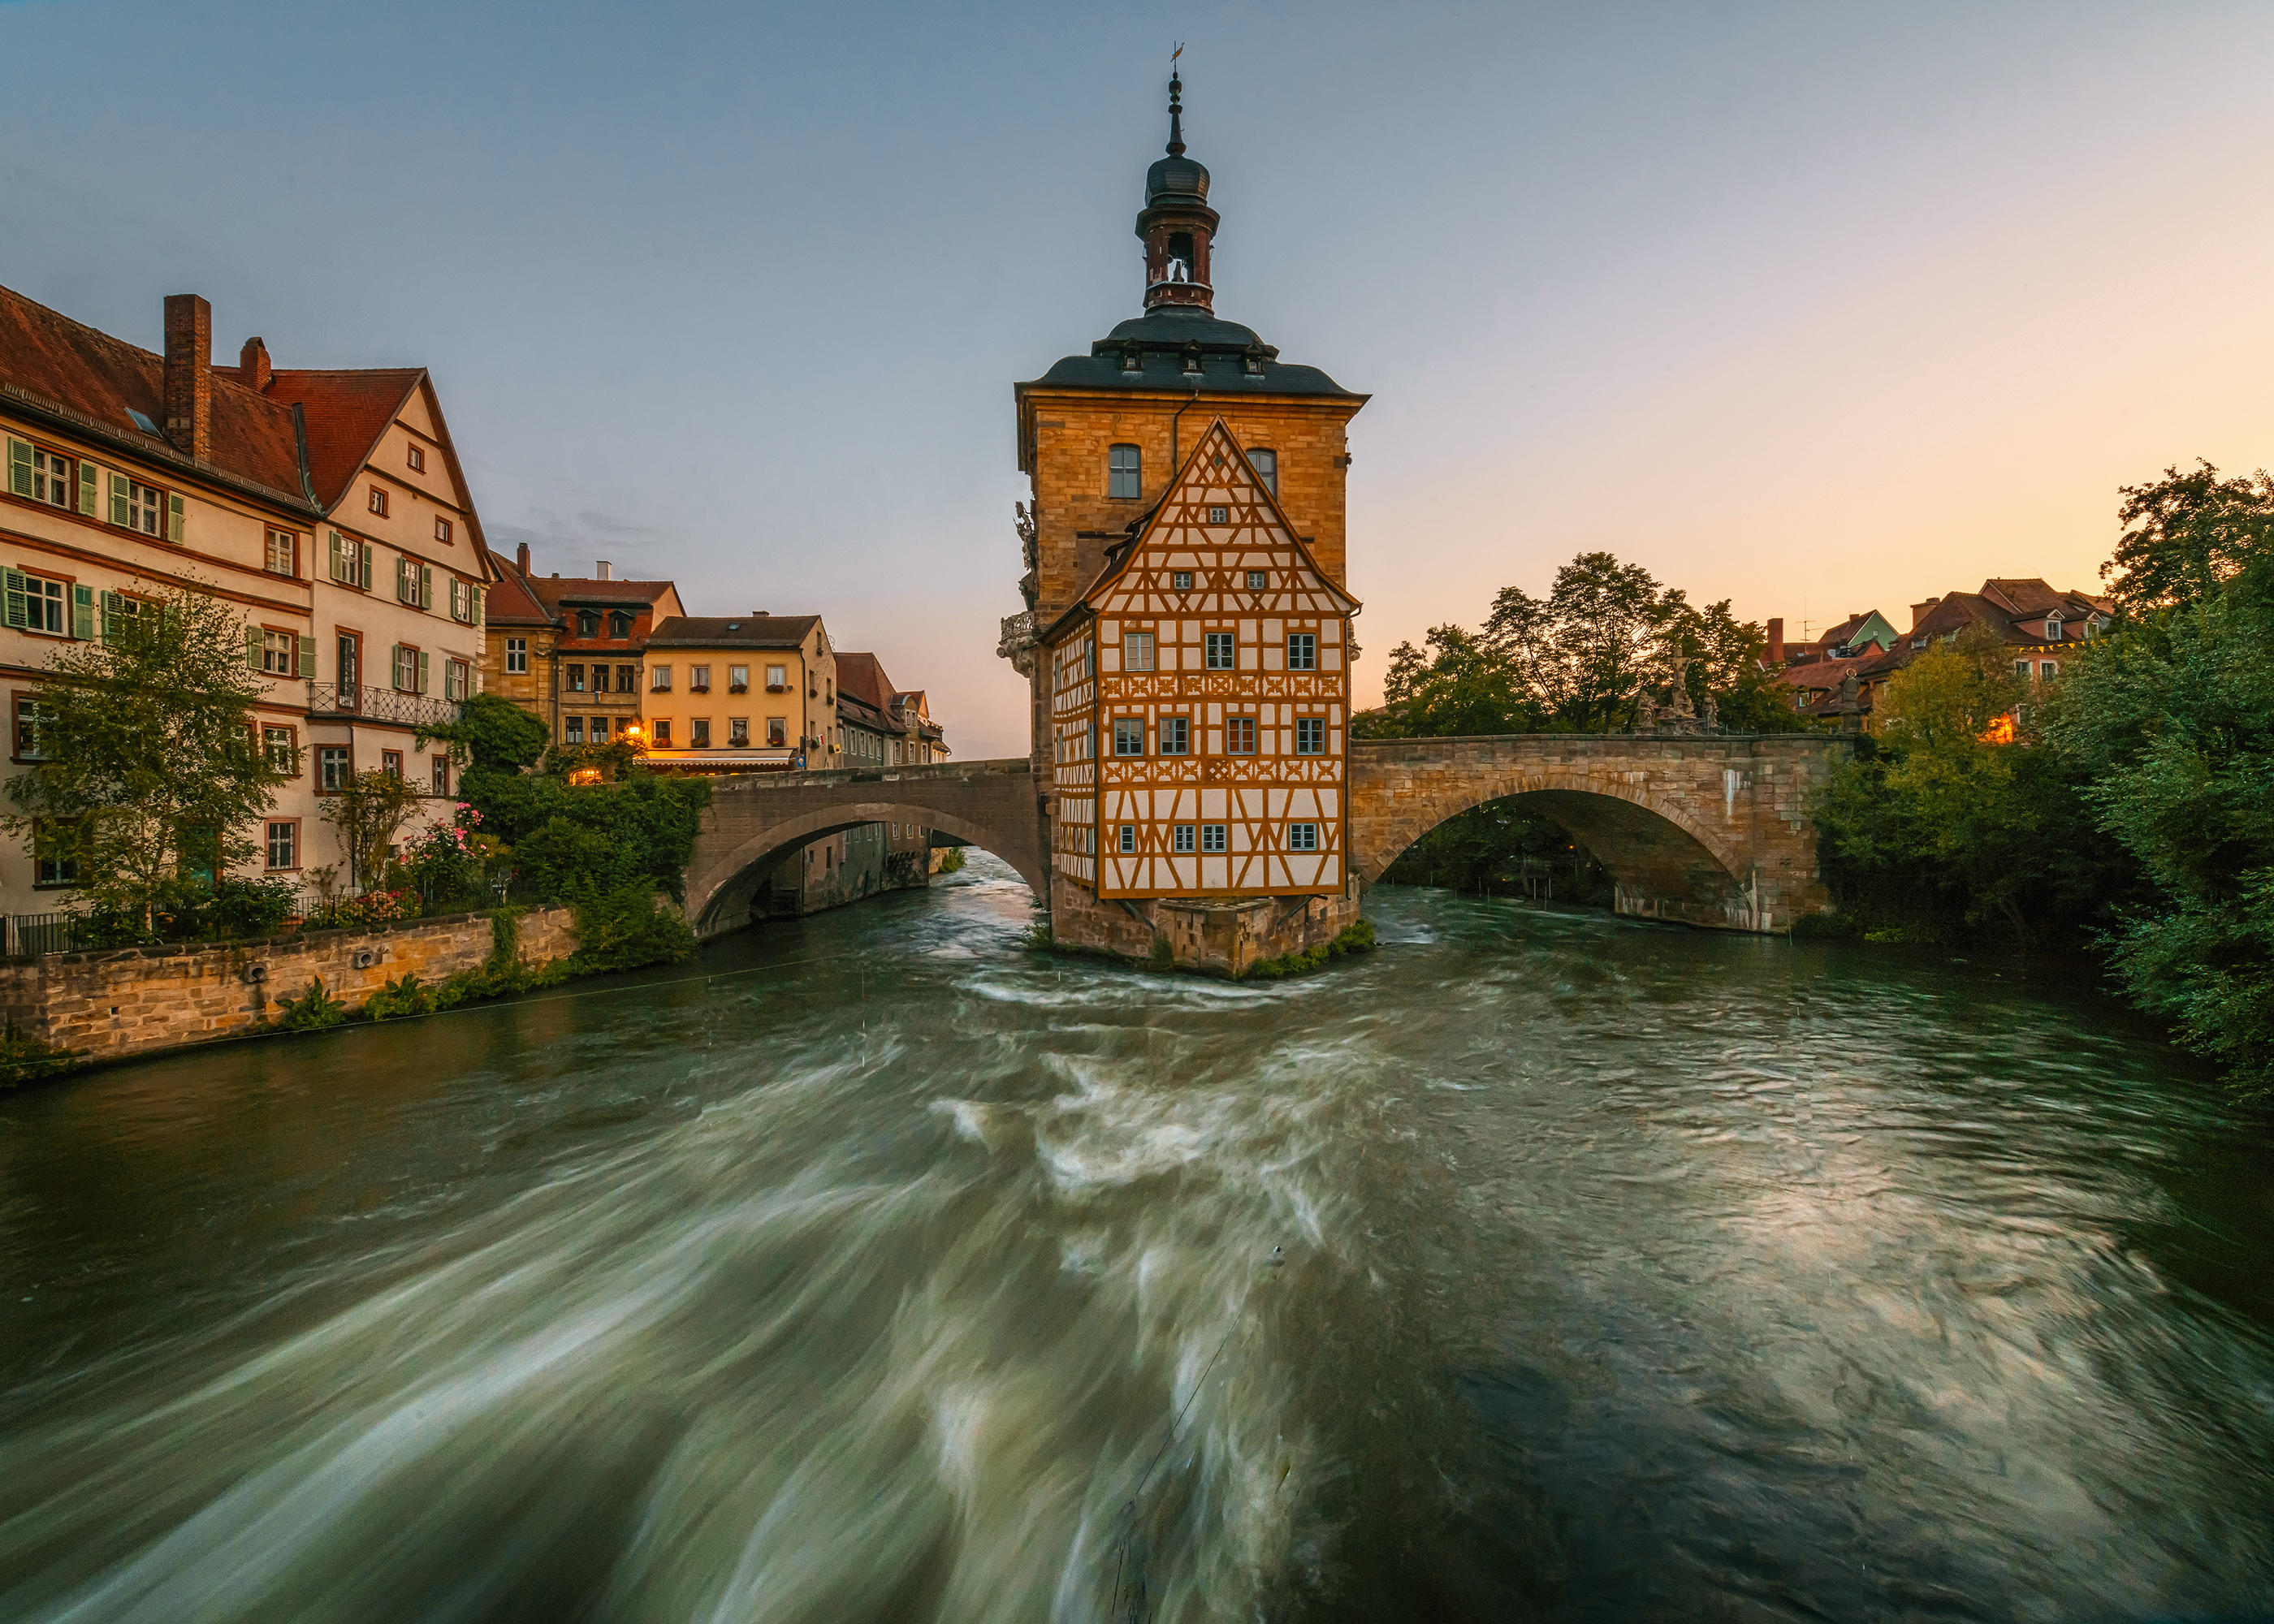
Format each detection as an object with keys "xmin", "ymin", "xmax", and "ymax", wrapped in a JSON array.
[
  {"xmin": 595, "ymin": 560, "xmax": 612, "ymax": 581},
  {"xmin": 163, "ymin": 294, "xmax": 213, "ymax": 460},
  {"xmin": 1910, "ymin": 596, "xmax": 1941, "ymax": 630},
  {"xmin": 516, "ymin": 542, "xmax": 531, "ymax": 574},
  {"xmin": 1766, "ymin": 617, "xmax": 1785, "ymax": 667},
  {"xmin": 239, "ymin": 336, "xmax": 272, "ymax": 392}
]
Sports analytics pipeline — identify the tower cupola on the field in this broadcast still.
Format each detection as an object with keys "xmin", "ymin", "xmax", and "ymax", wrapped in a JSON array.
[{"xmin": 1136, "ymin": 71, "xmax": 1219, "ymax": 313}]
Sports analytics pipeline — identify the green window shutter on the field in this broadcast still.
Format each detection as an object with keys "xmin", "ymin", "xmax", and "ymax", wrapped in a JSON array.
[
  {"xmin": 246, "ymin": 626, "xmax": 265, "ymax": 672},
  {"xmin": 298, "ymin": 634, "xmax": 316, "ymax": 679},
  {"xmin": 166, "ymin": 492, "xmax": 185, "ymax": 544},
  {"xmin": 71, "ymin": 585, "xmax": 93, "ymax": 641},
  {"xmin": 99, "ymin": 591, "xmax": 120, "ymax": 641},
  {"xmin": 328, "ymin": 531, "xmax": 344, "ymax": 582},
  {"xmin": 421, "ymin": 565, "xmax": 434, "ymax": 609},
  {"xmin": 3, "ymin": 568, "xmax": 26, "ymax": 630},
  {"xmin": 473, "ymin": 585, "xmax": 485, "ymax": 624},
  {"xmin": 7, "ymin": 438, "xmax": 32, "ymax": 498},
  {"xmin": 394, "ymin": 556, "xmax": 407, "ymax": 601},
  {"xmin": 109, "ymin": 473, "xmax": 129, "ymax": 527},
  {"xmin": 417, "ymin": 650, "xmax": 430, "ymax": 694},
  {"xmin": 361, "ymin": 543, "xmax": 374, "ymax": 590},
  {"xmin": 76, "ymin": 459, "xmax": 97, "ymax": 516}
]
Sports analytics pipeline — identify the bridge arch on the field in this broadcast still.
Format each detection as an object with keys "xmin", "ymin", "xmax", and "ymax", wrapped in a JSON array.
[
  {"xmin": 687, "ymin": 801, "xmax": 1043, "ymax": 936},
  {"xmin": 1347, "ymin": 736, "xmax": 1844, "ymax": 933},
  {"xmin": 681, "ymin": 762, "xmax": 1046, "ymax": 939}
]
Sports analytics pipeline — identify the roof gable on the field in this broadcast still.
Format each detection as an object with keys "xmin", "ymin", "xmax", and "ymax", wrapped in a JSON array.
[
  {"xmin": 0, "ymin": 282, "xmax": 308, "ymax": 505},
  {"xmin": 1077, "ymin": 418, "xmax": 1360, "ymax": 620}
]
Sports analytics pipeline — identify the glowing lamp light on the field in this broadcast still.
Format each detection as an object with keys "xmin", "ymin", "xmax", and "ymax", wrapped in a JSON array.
[
  {"xmin": 1978, "ymin": 714, "xmax": 2017, "ymax": 745},
  {"xmin": 568, "ymin": 767, "xmax": 603, "ymax": 786}
]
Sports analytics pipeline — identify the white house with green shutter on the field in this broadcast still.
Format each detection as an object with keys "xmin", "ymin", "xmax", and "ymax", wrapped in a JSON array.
[{"xmin": 0, "ymin": 281, "xmax": 496, "ymax": 931}]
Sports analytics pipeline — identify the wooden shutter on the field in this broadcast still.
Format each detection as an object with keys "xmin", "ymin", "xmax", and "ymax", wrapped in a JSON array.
[
  {"xmin": 71, "ymin": 585, "xmax": 93, "ymax": 641},
  {"xmin": 417, "ymin": 650, "xmax": 430, "ymax": 694},
  {"xmin": 245, "ymin": 626, "xmax": 265, "ymax": 672},
  {"xmin": 360, "ymin": 543, "xmax": 374, "ymax": 590},
  {"xmin": 100, "ymin": 591, "xmax": 121, "ymax": 641},
  {"xmin": 6, "ymin": 438, "xmax": 31, "ymax": 498},
  {"xmin": 76, "ymin": 459, "xmax": 97, "ymax": 516},
  {"xmin": 328, "ymin": 531, "xmax": 344, "ymax": 581},
  {"xmin": 166, "ymin": 492, "xmax": 185, "ymax": 544},
  {"xmin": 420, "ymin": 565, "xmax": 434, "ymax": 609},
  {"xmin": 297, "ymin": 635, "xmax": 316, "ymax": 679},
  {"xmin": 472, "ymin": 585, "xmax": 485, "ymax": 624},
  {"xmin": 109, "ymin": 473, "xmax": 129, "ymax": 527},
  {"xmin": 395, "ymin": 557, "xmax": 409, "ymax": 602},
  {"xmin": 2, "ymin": 568, "xmax": 25, "ymax": 629}
]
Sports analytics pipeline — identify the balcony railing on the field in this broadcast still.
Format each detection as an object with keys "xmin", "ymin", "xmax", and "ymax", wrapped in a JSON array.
[{"xmin": 306, "ymin": 683, "xmax": 462, "ymax": 728}]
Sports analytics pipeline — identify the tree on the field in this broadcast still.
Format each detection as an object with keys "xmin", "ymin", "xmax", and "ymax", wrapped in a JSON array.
[
  {"xmin": 1813, "ymin": 628, "xmax": 2130, "ymax": 942},
  {"xmin": 3, "ymin": 583, "xmax": 292, "ymax": 931},
  {"xmin": 2046, "ymin": 559, "xmax": 2274, "ymax": 1093},
  {"xmin": 322, "ymin": 769, "xmax": 424, "ymax": 892},
  {"xmin": 2104, "ymin": 460, "xmax": 2274, "ymax": 616}
]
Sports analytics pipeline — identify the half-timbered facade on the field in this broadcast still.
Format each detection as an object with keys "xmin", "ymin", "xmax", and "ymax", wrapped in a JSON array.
[
  {"xmin": 1012, "ymin": 72, "xmax": 1371, "ymax": 968},
  {"xmin": 1047, "ymin": 418, "xmax": 1358, "ymax": 900}
]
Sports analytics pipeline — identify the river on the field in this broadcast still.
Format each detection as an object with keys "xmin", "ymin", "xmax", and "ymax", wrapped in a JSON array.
[{"xmin": 2, "ymin": 857, "xmax": 2270, "ymax": 1622}]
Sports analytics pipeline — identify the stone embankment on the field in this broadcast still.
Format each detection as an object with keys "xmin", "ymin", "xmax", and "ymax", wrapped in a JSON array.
[{"xmin": 0, "ymin": 907, "xmax": 577, "ymax": 1069}]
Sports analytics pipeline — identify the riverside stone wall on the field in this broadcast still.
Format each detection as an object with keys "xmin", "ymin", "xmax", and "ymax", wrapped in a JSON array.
[{"xmin": 0, "ymin": 906, "xmax": 577, "ymax": 1067}]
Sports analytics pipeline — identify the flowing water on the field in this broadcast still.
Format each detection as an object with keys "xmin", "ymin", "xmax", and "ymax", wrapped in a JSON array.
[{"xmin": 2, "ymin": 857, "xmax": 2271, "ymax": 1623}]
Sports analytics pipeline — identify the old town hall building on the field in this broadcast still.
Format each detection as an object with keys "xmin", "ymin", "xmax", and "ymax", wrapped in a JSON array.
[{"xmin": 1008, "ymin": 74, "xmax": 1369, "ymax": 970}]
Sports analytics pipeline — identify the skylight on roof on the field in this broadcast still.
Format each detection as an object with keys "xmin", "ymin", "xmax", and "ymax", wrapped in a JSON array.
[{"xmin": 128, "ymin": 408, "xmax": 158, "ymax": 434}]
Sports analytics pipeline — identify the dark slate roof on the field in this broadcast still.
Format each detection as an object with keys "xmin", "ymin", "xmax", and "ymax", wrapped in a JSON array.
[
  {"xmin": 1022, "ymin": 307, "xmax": 1362, "ymax": 399},
  {"xmin": 646, "ymin": 614, "xmax": 820, "ymax": 650}
]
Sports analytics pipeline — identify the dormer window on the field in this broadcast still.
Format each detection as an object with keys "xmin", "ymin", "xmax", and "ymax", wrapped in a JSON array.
[
  {"xmin": 1243, "ymin": 348, "xmax": 1265, "ymax": 376},
  {"xmin": 2044, "ymin": 614, "xmax": 2062, "ymax": 641},
  {"xmin": 1122, "ymin": 348, "xmax": 1142, "ymax": 374},
  {"xmin": 610, "ymin": 611, "xmax": 632, "ymax": 638},
  {"xmin": 1182, "ymin": 345, "xmax": 1202, "ymax": 375},
  {"xmin": 577, "ymin": 610, "xmax": 599, "ymax": 637}
]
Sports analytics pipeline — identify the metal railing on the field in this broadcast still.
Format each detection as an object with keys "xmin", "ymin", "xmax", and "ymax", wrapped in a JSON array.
[
  {"xmin": 7, "ymin": 911, "xmax": 89, "ymax": 958},
  {"xmin": 305, "ymin": 682, "xmax": 462, "ymax": 729}
]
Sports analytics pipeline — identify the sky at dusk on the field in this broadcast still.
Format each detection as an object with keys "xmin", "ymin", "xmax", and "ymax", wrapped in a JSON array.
[{"xmin": 3, "ymin": 1, "xmax": 2270, "ymax": 758}]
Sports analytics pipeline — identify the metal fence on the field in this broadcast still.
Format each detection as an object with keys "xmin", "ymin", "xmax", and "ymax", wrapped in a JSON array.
[
  {"xmin": 305, "ymin": 682, "xmax": 461, "ymax": 729},
  {"xmin": 6, "ymin": 866, "xmax": 534, "ymax": 958}
]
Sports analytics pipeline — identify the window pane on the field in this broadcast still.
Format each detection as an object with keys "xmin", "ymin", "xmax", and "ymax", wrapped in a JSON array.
[
  {"xmin": 1161, "ymin": 716, "xmax": 1189, "ymax": 755},
  {"xmin": 1288, "ymin": 633, "xmax": 1316, "ymax": 671},
  {"xmin": 1227, "ymin": 717, "xmax": 1256, "ymax": 754},
  {"xmin": 1250, "ymin": 448, "xmax": 1277, "ymax": 494}
]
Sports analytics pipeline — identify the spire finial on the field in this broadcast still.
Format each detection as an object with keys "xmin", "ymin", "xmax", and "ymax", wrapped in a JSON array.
[{"xmin": 1167, "ymin": 44, "xmax": 1185, "ymax": 158}]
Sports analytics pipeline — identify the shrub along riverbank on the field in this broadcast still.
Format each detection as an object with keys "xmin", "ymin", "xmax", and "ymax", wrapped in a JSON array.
[{"xmin": 1813, "ymin": 462, "xmax": 2274, "ymax": 1095}]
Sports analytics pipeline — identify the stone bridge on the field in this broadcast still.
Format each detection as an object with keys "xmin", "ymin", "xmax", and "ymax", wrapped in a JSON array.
[
  {"xmin": 1347, "ymin": 733, "xmax": 1849, "ymax": 933},
  {"xmin": 684, "ymin": 759, "xmax": 1046, "ymax": 939},
  {"xmin": 680, "ymin": 733, "xmax": 1851, "ymax": 939}
]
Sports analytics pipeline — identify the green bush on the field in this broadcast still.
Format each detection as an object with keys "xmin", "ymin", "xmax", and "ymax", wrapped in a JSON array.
[
  {"xmin": 363, "ymin": 972, "xmax": 434, "ymax": 1021},
  {"xmin": 568, "ymin": 884, "xmax": 697, "ymax": 974},
  {"xmin": 935, "ymin": 846, "xmax": 967, "ymax": 875},
  {"xmin": 1239, "ymin": 917, "xmax": 1377, "ymax": 981},
  {"xmin": 275, "ymin": 975, "xmax": 350, "ymax": 1030},
  {"xmin": 1148, "ymin": 931, "xmax": 1174, "ymax": 968},
  {"xmin": 0, "ymin": 1023, "xmax": 77, "ymax": 1090}
]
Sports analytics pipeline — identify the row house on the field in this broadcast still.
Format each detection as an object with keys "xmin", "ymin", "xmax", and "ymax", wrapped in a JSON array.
[
  {"xmin": 0, "ymin": 284, "xmax": 487, "ymax": 918},
  {"xmin": 641, "ymin": 614, "xmax": 838, "ymax": 771},
  {"xmin": 1767, "ymin": 580, "xmax": 2113, "ymax": 721},
  {"xmin": 476, "ymin": 545, "xmax": 684, "ymax": 749}
]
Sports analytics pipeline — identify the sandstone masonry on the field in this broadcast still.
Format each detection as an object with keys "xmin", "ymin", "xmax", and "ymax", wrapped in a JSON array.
[{"xmin": 0, "ymin": 906, "xmax": 577, "ymax": 1068}]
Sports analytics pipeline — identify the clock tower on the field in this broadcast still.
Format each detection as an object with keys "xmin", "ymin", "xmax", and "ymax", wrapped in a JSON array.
[{"xmin": 1005, "ymin": 72, "xmax": 1371, "ymax": 974}]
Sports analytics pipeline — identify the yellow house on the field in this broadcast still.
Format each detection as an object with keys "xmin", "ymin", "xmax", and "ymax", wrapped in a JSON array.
[{"xmin": 638, "ymin": 614, "xmax": 838, "ymax": 772}]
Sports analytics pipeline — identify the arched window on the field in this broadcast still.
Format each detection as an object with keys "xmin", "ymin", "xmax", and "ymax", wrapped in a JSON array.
[
  {"xmin": 1108, "ymin": 444, "xmax": 1141, "ymax": 500},
  {"xmin": 1249, "ymin": 448, "xmax": 1278, "ymax": 495}
]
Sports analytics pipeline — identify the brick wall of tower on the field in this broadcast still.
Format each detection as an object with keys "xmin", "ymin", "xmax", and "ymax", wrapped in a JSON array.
[{"xmin": 1022, "ymin": 391, "xmax": 1361, "ymax": 624}]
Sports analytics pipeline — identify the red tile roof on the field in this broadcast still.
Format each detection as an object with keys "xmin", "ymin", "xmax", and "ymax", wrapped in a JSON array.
[
  {"xmin": 833, "ymin": 650, "xmax": 897, "ymax": 714},
  {"xmin": 526, "ymin": 576, "xmax": 681, "ymax": 614},
  {"xmin": 0, "ymin": 281, "xmax": 309, "ymax": 507},
  {"xmin": 482, "ymin": 565, "xmax": 556, "ymax": 627},
  {"xmin": 235, "ymin": 367, "xmax": 423, "ymax": 509}
]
